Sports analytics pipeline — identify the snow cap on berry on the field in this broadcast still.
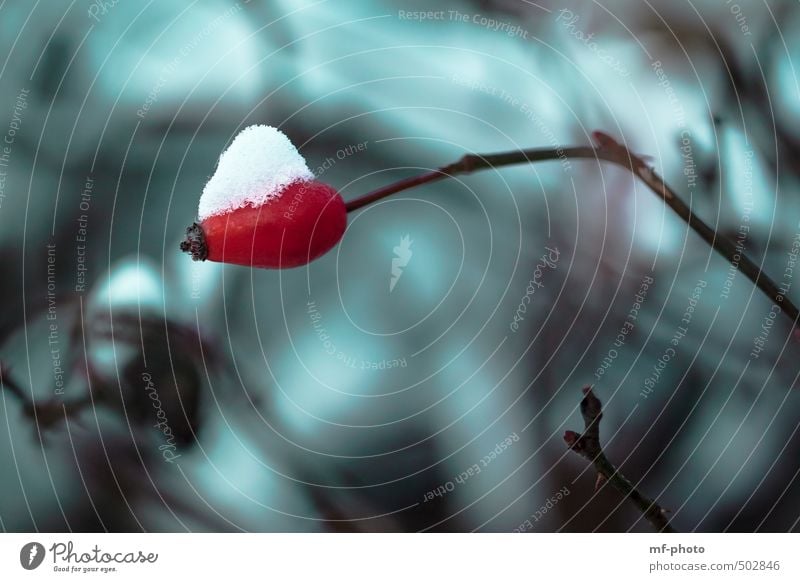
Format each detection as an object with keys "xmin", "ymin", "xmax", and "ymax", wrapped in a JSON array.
[{"xmin": 198, "ymin": 124, "xmax": 314, "ymax": 220}]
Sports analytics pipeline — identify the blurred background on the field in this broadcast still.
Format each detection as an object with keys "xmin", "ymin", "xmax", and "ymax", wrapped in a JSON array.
[{"xmin": 1, "ymin": 0, "xmax": 800, "ymax": 532}]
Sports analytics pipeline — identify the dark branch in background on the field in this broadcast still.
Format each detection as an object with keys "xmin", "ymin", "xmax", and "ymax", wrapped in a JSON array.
[
  {"xmin": 346, "ymin": 132, "xmax": 799, "ymax": 327},
  {"xmin": 564, "ymin": 386, "xmax": 675, "ymax": 533},
  {"xmin": 0, "ymin": 362, "xmax": 91, "ymax": 436}
]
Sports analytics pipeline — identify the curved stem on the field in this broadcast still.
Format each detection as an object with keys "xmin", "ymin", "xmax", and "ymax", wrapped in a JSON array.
[{"xmin": 345, "ymin": 136, "xmax": 799, "ymax": 326}]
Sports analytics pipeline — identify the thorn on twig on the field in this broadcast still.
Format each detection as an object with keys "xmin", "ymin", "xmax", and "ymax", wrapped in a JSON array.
[
  {"xmin": 591, "ymin": 131, "xmax": 651, "ymax": 174},
  {"xmin": 595, "ymin": 473, "xmax": 607, "ymax": 492}
]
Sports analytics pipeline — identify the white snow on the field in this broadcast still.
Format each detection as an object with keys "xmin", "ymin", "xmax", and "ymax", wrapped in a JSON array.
[{"xmin": 198, "ymin": 124, "xmax": 314, "ymax": 220}]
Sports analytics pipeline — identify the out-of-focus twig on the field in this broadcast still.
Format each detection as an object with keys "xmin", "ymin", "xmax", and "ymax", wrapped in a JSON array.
[
  {"xmin": 0, "ymin": 361, "xmax": 91, "ymax": 435},
  {"xmin": 564, "ymin": 386, "xmax": 676, "ymax": 533}
]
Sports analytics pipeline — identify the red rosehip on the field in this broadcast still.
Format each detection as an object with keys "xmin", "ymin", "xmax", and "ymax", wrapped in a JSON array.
[
  {"xmin": 181, "ymin": 179, "xmax": 346, "ymax": 269},
  {"xmin": 180, "ymin": 125, "xmax": 347, "ymax": 269}
]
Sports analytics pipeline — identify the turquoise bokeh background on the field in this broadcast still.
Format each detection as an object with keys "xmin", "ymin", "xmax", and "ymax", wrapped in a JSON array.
[{"xmin": 1, "ymin": 0, "xmax": 799, "ymax": 532}]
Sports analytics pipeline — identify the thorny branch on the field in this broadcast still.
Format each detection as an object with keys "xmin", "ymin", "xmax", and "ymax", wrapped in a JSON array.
[
  {"xmin": 345, "ymin": 132, "xmax": 799, "ymax": 327},
  {"xmin": 564, "ymin": 386, "xmax": 676, "ymax": 533}
]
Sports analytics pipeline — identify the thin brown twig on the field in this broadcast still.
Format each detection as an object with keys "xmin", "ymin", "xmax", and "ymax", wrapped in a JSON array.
[
  {"xmin": 345, "ymin": 132, "xmax": 799, "ymax": 327},
  {"xmin": 564, "ymin": 386, "xmax": 676, "ymax": 533}
]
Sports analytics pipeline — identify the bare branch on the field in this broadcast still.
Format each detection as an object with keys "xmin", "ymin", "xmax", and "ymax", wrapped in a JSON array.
[
  {"xmin": 564, "ymin": 386, "xmax": 676, "ymax": 533},
  {"xmin": 345, "ymin": 132, "xmax": 799, "ymax": 327}
]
